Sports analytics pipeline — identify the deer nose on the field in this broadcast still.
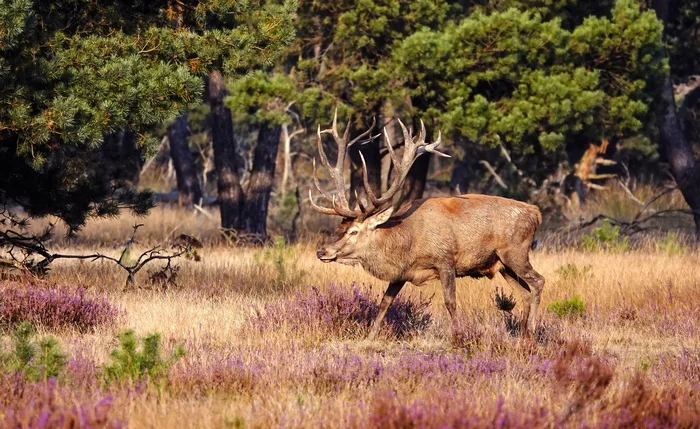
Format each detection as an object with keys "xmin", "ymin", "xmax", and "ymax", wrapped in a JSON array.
[{"xmin": 316, "ymin": 250, "xmax": 326, "ymax": 259}]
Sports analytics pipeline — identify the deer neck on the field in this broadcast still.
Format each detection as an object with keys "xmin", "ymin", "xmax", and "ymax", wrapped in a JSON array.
[{"xmin": 357, "ymin": 225, "xmax": 411, "ymax": 282}]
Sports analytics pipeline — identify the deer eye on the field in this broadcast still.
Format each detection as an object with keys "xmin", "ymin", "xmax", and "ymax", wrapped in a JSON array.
[{"xmin": 349, "ymin": 230, "xmax": 358, "ymax": 236}]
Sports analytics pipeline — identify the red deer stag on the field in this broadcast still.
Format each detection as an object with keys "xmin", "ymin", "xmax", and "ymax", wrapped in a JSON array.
[{"xmin": 309, "ymin": 111, "xmax": 545, "ymax": 339}]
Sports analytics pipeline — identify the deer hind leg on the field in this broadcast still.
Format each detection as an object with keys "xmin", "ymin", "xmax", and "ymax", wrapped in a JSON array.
[
  {"xmin": 438, "ymin": 266, "xmax": 457, "ymax": 328},
  {"xmin": 368, "ymin": 280, "xmax": 405, "ymax": 340},
  {"xmin": 497, "ymin": 249, "xmax": 545, "ymax": 334},
  {"xmin": 500, "ymin": 268, "xmax": 533, "ymax": 333}
]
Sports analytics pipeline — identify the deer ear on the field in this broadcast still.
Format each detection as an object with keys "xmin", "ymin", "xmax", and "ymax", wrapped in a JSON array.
[{"xmin": 365, "ymin": 207, "xmax": 395, "ymax": 230}]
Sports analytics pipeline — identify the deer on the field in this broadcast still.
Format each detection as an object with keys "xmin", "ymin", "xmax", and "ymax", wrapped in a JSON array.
[{"xmin": 309, "ymin": 111, "xmax": 545, "ymax": 340}]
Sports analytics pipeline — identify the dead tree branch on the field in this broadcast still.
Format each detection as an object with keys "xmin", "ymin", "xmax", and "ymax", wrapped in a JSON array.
[{"xmin": 1, "ymin": 212, "xmax": 202, "ymax": 288}]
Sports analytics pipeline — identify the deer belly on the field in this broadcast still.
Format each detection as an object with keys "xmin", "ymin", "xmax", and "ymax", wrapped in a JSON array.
[
  {"xmin": 408, "ymin": 268, "xmax": 441, "ymax": 286},
  {"xmin": 455, "ymin": 254, "xmax": 501, "ymax": 279}
]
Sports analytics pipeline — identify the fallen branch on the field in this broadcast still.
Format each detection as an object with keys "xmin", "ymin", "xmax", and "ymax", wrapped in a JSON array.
[
  {"xmin": 568, "ymin": 186, "xmax": 689, "ymax": 236},
  {"xmin": 1, "ymin": 214, "xmax": 202, "ymax": 288},
  {"xmin": 479, "ymin": 160, "xmax": 508, "ymax": 189}
]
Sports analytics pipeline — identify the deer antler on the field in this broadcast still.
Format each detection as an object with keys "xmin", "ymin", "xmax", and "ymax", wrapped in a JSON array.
[
  {"xmin": 358, "ymin": 118, "xmax": 449, "ymax": 214},
  {"xmin": 310, "ymin": 111, "xmax": 448, "ymax": 219},
  {"xmin": 308, "ymin": 109, "xmax": 376, "ymax": 218}
]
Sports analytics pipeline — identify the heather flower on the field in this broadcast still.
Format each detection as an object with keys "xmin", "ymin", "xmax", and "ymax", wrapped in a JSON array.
[
  {"xmin": 0, "ymin": 376, "xmax": 123, "ymax": 428},
  {"xmin": 360, "ymin": 389, "xmax": 551, "ymax": 429},
  {"xmin": 0, "ymin": 284, "xmax": 120, "ymax": 331},
  {"xmin": 250, "ymin": 283, "xmax": 431, "ymax": 339},
  {"xmin": 169, "ymin": 354, "xmax": 261, "ymax": 395}
]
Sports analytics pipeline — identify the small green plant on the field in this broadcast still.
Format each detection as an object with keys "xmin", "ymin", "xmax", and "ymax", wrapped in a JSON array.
[
  {"xmin": 548, "ymin": 296, "xmax": 586, "ymax": 318},
  {"xmin": 556, "ymin": 263, "xmax": 593, "ymax": 283},
  {"xmin": 581, "ymin": 219, "xmax": 630, "ymax": 252},
  {"xmin": 103, "ymin": 330, "xmax": 185, "ymax": 385},
  {"xmin": 493, "ymin": 287, "xmax": 519, "ymax": 336},
  {"xmin": 253, "ymin": 236, "xmax": 306, "ymax": 291},
  {"xmin": 275, "ymin": 191, "xmax": 301, "ymax": 232},
  {"xmin": 0, "ymin": 322, "xmax": 66, "ymax": 381},
  {"xmin": 656, "ymin": 232, "xmax": 685, "ymax": 256},
  {"xmin": 638, "ymin": 357, "xmax": 653, "ymax": 371}
]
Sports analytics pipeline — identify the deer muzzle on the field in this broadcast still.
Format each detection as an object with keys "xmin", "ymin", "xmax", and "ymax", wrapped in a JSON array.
[{"xmin": 316, "ymin": 249, "xmax": 336, "ymax": 263}]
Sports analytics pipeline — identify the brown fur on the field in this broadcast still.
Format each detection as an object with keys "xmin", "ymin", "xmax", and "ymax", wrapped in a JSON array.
[{"xmin": 317, "ymin": 194, "xmax": 545, "ymax": 338}]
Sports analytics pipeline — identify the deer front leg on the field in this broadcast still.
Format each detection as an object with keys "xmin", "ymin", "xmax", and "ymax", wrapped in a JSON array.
[{"xmin": 367, "ymin": 281, "xmax": 405, "ymax": 340}]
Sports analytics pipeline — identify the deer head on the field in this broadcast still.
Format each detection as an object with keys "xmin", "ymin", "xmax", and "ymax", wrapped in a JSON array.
[{"xmin": 309, "ymin": 109, "xmax": 449, "ymax": 264}]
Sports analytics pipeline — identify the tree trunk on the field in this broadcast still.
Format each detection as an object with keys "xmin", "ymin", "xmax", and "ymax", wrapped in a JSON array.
[
  {"xmin": 657, "ymin": 77, "xmax": 700, "ymax": 236},
  {"xmin": 101, "ymin": 130, "xmax": 143, "ymax": 187},
  {"xmin": 168, "ymin": 115, "xmax": 202, "ymax": 208},
  {"xmin": 240, "ymin": 123, "xmax": 282, "ymax": 238},
  {"xmin": 281, "ymin": 123, "xmax": 304, "ymax": 193},
  {"xmin": 380, "ymin": 100, "xmax": 397, "ymax": 193},
  {"xmin": 281, "ymin": 123, "xmax": 293, "ymax": 193},
  {"xmin": 402, "ymin": 155, "xmax": 431, "ymax": 202},
  {"xmin": 652, "ymin": 0, "xmax": 700, "ymax": 237},
  {"xmin": 209, "ymin": 70, "xmax": 244, "ymax": 230},
  {"xmin": 449, "ymin": 156, "xmax": 470, "ymax": 195}
]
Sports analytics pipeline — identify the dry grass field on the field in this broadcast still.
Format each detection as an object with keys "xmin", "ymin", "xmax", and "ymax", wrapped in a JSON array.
[{"xmin": 2, "ymin": 198, "xmax": 700, "ymax": 428}]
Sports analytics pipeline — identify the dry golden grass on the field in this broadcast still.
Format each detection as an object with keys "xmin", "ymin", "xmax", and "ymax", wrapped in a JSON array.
[{"xmin": 3, "ymin": 201, "xmax": 700, "ymax": 428}]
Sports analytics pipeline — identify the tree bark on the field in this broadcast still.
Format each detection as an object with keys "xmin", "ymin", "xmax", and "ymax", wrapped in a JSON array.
[
  {"xmin": 209, "ymin": 70, "xmax": 244, "ymax": 230},
  {"xmin": 402, "ymin": 155, "xmax": 431, "ymax": 202},
  {"xmin": 449, "ymin": 156, "xmax": 470, "ymax": 195},
  {"xmin": 656, "ymin": 77, "xmax": 700, "ymax": 236},
  {"xmin": 380, "ymin": 100, "xmax": 397, "ymax": 193},
  {"xmin": 652, "ymin": 0, "xmax": 700, "ymax": 237},
  {"xmin": 168, "ymin": 115, "xmax": 202, "ymax": 208},
  {"xmin": 240, "ymin": 123, "xmax": 282, "ymax": 238},
  {"xmin": 281, "ymin": 123, "xmax": 293, "ymax": 193},
  {"xmin": 101, "ymin": 130, "xmax": 143, "ymax": 187}
]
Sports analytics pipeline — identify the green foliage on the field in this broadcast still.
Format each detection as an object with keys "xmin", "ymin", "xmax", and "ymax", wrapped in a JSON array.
[
  {"xmin": 397, "ymin": 1, "xmax": 664, "ymax": 144},
  {"xmin": 548, "ymin": 296, "xmax": 586, "ymax": 318},
  {"xmin": 0, "ymin": 0, "xmax": 296, "ymax": 232},
  {"xmin": 582, "ymin": 219, "xmax": 630, "ymax": 252},
  {"xmin": 273, "ymin": 191, "xmax": 301, "ymax": 233},
  {"xmin": 288, "ymin": 0, "xmax": 455, "ymax": 126},
  {"xmin": 103, "ymin": 330, "xmax": 185, "ymax": 385},
  {"xmin": 656, "ymin": 232, "xmax": 685, "ymax": 256},
  {"xmin": 0, "ymin": 322, "xmax": 66, "ymax": 381},
  {"xmin": 226, "ymin": 72, "xmax": 297, "ymax": 126},
  {"xmin": 638, "ymin": 357, "xmax": 653, "ymax": 371},
  {"xmin": 253, "ymin": 236, "xmax": 306, "ymax": 291},
  {"xmin": 556, "ymin": 263, "xmax": 593, "ymax": 283},
  {"xmin": 392, "ymin": 0, "xmax": 665, "ymax": 183},
  {"xmin": 665, "ymin": 0, "xmax": 700, "ymax": 80}
]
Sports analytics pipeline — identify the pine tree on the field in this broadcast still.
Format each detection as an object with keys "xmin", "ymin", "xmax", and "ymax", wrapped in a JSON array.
[
  {"xmin": 392, "ymin": 0, "xmax": 666, "ymax": 189},
  {"xmin": 0, "ymin": 0, "xmax": 295, "ymax": 233}
]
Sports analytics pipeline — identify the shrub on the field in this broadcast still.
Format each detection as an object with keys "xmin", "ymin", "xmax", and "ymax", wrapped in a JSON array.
[
  {"xmin": 0, "ymin": 322, "xmax": 66, "ymax": 382},
  {"xmin": 0, "ymin": 376, "xmax": 121, "ymax": 428},
  {"xmin": 556, "ymin": 263, "xmax": 593, "ymax": 283},
  {"xmin": 250, "ymin": 283, "xmax": 432, "ymax": 339},
  {"xmin": 361, "ymin": 390, "xmax": 551, "ymax": 429},
  {"xmin": 103, "ymin": 330, "xmax": 185, "ymax": 385},
  {"xmin": 656, "ymin": 232, "xmax": 685, "ymax": 255},
  {"xmin": 253, "ymin": 236, "xmax": 306, "ymax": 292},
  {"xmin": 548, "ymin": 296, "xmax": 586, "ymax": 318},
  {"xmin": 581, "ymin": 220, "xmax": 630, "ymax": 252},
  {"xmin": 493, "ymin": 287, "xmax": 519, "ymax": 336},
  {"xmin": 0, "ymin": 284, "xmax": 120, "ymax": 331}
]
